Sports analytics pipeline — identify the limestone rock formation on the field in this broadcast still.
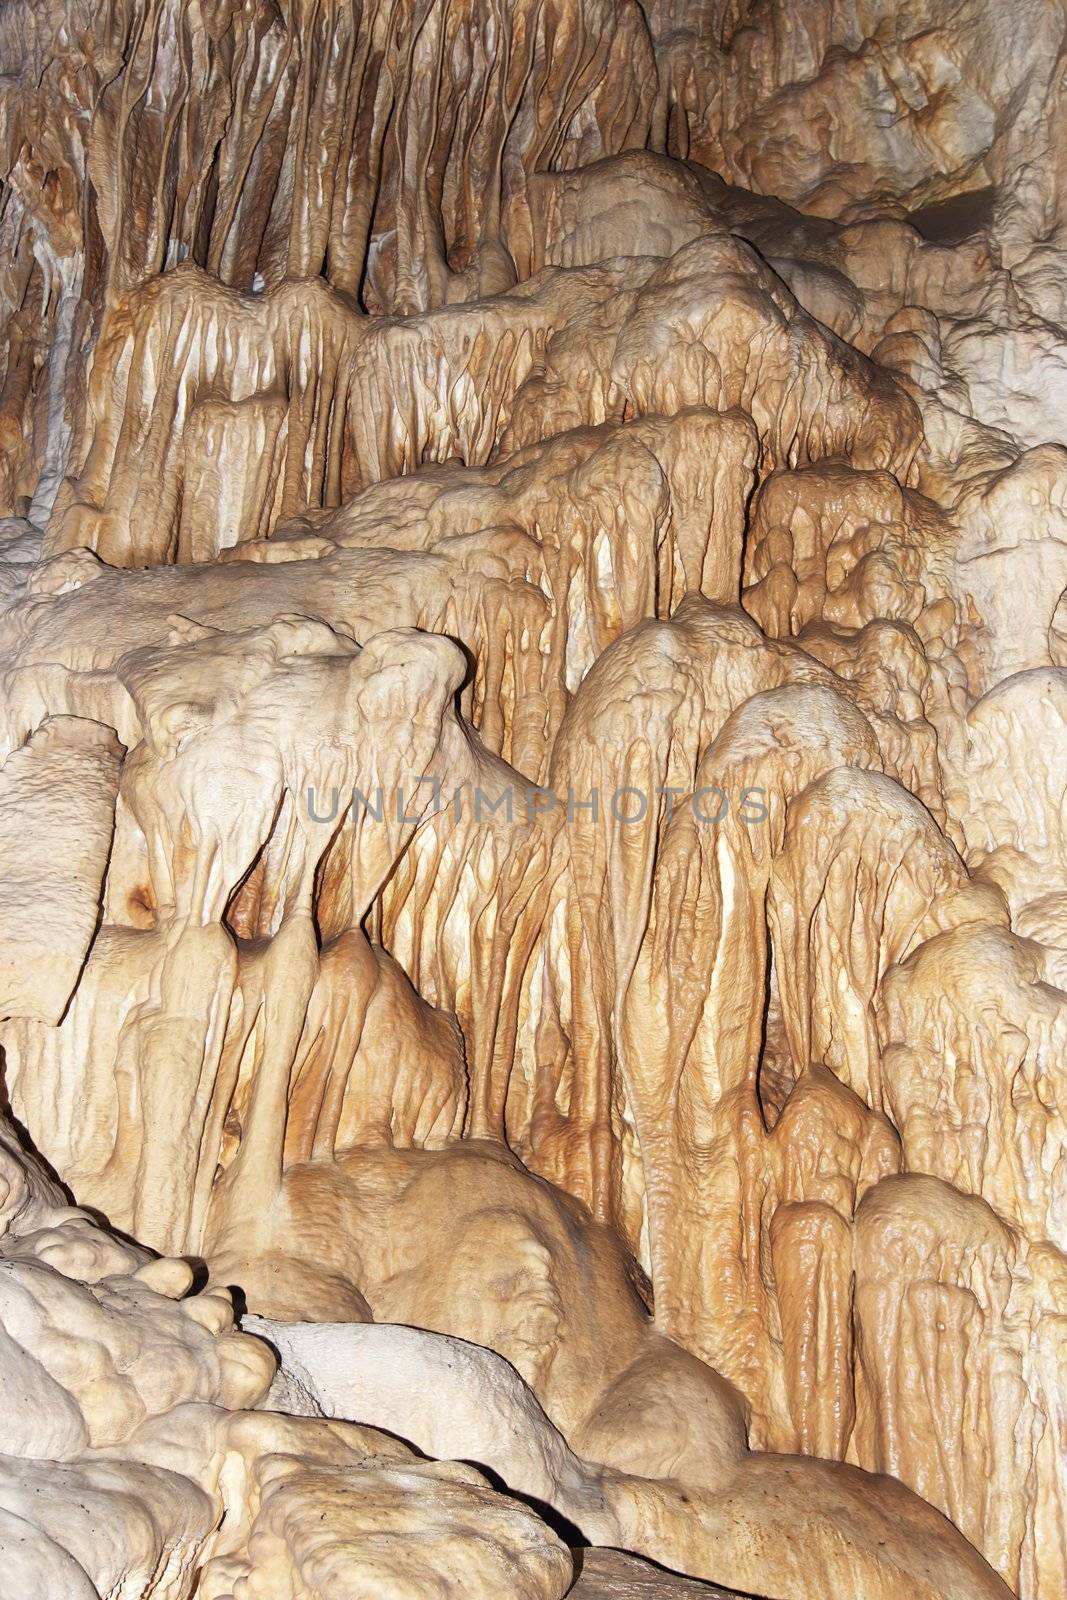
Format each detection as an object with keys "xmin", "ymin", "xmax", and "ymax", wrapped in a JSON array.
[{"xmin": 0, "ymin": 1, "xmax": 1065, "ymax": 1597}]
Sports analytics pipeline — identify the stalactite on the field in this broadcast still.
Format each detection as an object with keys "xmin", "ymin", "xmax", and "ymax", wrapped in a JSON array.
[{"xmin": 0, "ymin": 2, "xmax": 1064, "ymax": 1597}]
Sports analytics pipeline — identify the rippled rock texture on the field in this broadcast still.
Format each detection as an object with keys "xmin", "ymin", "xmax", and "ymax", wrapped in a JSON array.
[{"xmin": 0, "ymin": 2, "xmax": 1065, "ymax": 1597}]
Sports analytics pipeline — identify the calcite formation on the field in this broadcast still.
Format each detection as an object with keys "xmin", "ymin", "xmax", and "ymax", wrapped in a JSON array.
[{"xmin": 0, "ymin": 1, "xmax": 1065, "ymax": 1597}]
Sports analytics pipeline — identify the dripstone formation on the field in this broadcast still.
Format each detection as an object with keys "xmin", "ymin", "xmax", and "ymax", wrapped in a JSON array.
[{"xmin": 0, "ymin": 2, "xmax": 1065, "ymax": 1596}]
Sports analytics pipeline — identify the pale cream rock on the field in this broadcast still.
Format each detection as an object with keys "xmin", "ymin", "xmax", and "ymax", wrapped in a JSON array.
[
  {"xmin": 0, "ymin": 2, "xmax": 1064, "ymax": 1597},
  {"xmin": 0, "ymin": 716, "xmax": 120, "ymax": 1022}
]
